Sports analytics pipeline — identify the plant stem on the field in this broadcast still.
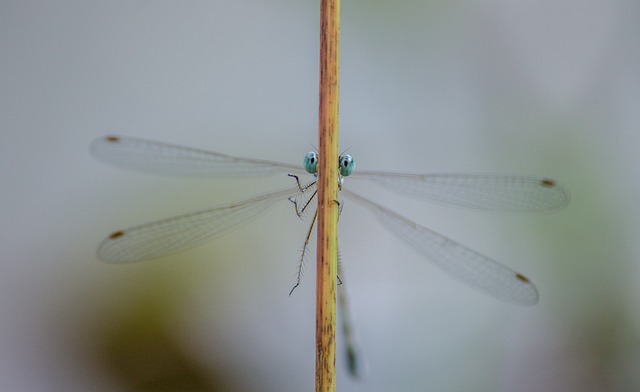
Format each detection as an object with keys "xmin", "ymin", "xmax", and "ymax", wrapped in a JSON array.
[{"xmin": 316, "ymin": 0, "xmax": 340, "ymax": 391}]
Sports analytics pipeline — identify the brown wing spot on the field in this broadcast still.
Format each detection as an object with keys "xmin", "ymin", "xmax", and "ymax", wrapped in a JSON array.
[
  {"xmin": 540, "ymin": 178, "xmax": 556, "ymax": 187},
  {"xmin": 108, "ymin": 230, "xmax": 125, "ymax": 239},
  {"xmin": 515, "ymin": 273, "xmax": 530, "ymax": 283},
  {"xmin": 105, "ymin": 136, "xmax": 120, "ymax": 143}
]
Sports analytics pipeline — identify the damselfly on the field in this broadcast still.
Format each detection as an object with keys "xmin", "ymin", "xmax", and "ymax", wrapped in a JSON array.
[{"xmin": 91, "ymin": 135, "xmax": 569, "ymax": 307}]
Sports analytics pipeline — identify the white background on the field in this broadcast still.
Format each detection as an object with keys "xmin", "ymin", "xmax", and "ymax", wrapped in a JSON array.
[{"xmin": 2, "ymin": 1, "xmax": 639, "ymax": 391}]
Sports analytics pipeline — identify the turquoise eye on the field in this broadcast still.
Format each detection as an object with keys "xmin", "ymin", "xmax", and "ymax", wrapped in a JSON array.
[
  {"xmin": 304, "ymin": 152, "xmax": 318, "ymax": 174},
  {"xmin": 339, "ymin": 154, "xmax": 355, "ymax": 177}
]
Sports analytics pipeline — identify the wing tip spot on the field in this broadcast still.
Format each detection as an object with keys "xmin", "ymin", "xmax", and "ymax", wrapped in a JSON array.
[
  {"xmin": 108, "ymin": 230, "xmax": 125, "ymax": 240},
  {"xmin": 540, "ymin": 178, "xmax": 556, "ymax": 187},
  {"xmin": 105, "ymin": 136, "xmax": 120, "ymax": 143},
  {"xmin": 515, "ymin": 273, "xmax": 530, "ymax": 283}
]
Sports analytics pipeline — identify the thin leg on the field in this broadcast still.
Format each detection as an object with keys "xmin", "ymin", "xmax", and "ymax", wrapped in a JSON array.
[
  {"xmin": 287, "ymin": 174, "xmax": 318, "ymax": 217},
  {"xmin": 289, "ymin": 208, "xmax": 318, "ymax": 296}
]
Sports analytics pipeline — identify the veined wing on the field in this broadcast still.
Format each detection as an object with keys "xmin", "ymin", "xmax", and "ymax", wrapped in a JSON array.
[
  {"xmin": 97, "ymin": 187, "xmax": 297, "ymax": 263},
  {"xmin": 343, "ymin": 189, "xmax": 539, "ymax": 305},
  {"xmin": 351, "ymin": 171, "xmax": 569, "ymax": 213},
  {"xmin": 90, "ymin": 135, "xmax": 306, "ymax": 177}
]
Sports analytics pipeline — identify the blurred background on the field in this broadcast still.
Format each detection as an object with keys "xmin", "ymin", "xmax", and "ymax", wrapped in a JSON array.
[{"xmin": 2, "ymin": 0, "xmax": 639, "ymax": 390}]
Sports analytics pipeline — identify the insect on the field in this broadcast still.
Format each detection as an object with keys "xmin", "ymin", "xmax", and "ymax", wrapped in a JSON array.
[{"xmin": 91, "ymin": 135, "xmax": 569, "ymax": 306}]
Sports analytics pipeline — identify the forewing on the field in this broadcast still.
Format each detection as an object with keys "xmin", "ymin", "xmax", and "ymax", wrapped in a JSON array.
[
  {"xmin": 91, "ymin": 135, "xmax": 304, "ymax": 177},
  {"xmin": 353, "ymin": 172, "xmax": 569, "ymax": 212}
]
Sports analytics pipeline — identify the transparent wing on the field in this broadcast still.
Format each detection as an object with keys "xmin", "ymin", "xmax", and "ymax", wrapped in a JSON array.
[
  {"xmin": 351, "ymin": 171, "xmax": 569, "ymax": 213},
  {"xmin": 90, "ymin": 135, "xmax": 306, "ymax": 177},
  {"xmin": 97, "ymin": 187, "xmax": 297, "ymax": 263},
  {"xmin": 343, "ymin": 189, "xmax": 539, "ymax": 305}
]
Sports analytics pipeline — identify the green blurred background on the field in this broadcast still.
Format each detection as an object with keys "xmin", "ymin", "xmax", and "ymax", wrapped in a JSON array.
[{"xmin": 2, "ymin": 0, "xmax": 639, "ymax": 390}]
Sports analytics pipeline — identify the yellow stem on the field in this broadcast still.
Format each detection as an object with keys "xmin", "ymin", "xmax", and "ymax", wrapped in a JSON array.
[{"xmin": 315, "ymin": 0, "xmax": 340, "ymax": 391}]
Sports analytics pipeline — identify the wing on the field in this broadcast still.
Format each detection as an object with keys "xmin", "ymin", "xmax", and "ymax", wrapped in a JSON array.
[
  {"xmin": 90, "ymin": 135, "xmax": 306, "ymax": 177},
  {"xmin": 97, "ymin": 187, "xmax": 297, "ymax": 263},
  {"xmin": 343, "ymin": 189, "xmax": 539, "ymax": 305},
  {"xmin": 351, "ymin": 171, "xmax": 569, "ymax": 213}
]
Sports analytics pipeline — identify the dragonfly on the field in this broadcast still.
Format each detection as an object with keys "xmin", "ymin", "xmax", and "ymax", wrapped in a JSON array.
[{"xmin": 91, "ymin": 135, "xmax": 569, "ymax": 307}]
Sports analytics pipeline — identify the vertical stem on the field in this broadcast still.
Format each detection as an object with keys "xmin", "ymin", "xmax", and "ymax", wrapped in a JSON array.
[{"xmin": 316, "ymin": 0, "xmax": 340, "ymax": 391}]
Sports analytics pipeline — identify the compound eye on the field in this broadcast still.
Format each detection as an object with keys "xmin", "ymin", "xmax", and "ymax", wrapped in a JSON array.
[
  {"xmin": 304, "ymin": 152, "xmax": 318, "ymax": 174},
  {"xmin": 338, "ymin": 154, "xmax": 355, "ymax": 177}
]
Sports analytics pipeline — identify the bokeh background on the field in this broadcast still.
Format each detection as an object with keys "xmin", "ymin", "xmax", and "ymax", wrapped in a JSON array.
[{"xmin": 2, "ymin": 0, "xmax": 639, "ymax": 390}]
